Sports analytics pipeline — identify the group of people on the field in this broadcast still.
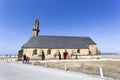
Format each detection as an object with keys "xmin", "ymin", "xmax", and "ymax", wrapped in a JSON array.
[{"xmin": 23, "ymin": 54, "xmax": 30, "ymax": 63}]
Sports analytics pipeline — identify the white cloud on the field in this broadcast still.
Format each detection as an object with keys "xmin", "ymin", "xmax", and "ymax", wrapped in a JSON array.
[{"xmin": 96, "ymin": 27, "xmax": 102, "ymax": 31}]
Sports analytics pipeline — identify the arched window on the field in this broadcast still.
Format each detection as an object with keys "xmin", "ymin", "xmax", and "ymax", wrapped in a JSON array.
[
  {"xmin": 47, "ymin": 49, "xmax": 51, "ymax": 55},
  {"xmin": 77, "ymin": 49, "xmax": 80, "ymax": 53},
  {"xmin": 33, "ymin": 49, "xmax": 37, "ymax": 56}
]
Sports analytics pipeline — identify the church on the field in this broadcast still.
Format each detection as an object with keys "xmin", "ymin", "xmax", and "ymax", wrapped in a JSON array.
[{"xmin": 18, "ymin": 19, "xmax": 100, "ymax": 60}]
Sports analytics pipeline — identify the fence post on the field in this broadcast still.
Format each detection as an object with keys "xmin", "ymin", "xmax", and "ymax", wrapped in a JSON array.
[
  {"xmin": 64, "ymin": 63, "xmax": 67, "ymax": 71},
  {"xmin": 99, "ymin": 67, "xmax": 104, "ymax": 78},
  {"xmin": 6, "ymin": 57, "xmax": 8, "ymax": 62},
  {"xmin": 32, "ymin": 62, "xmax": 34, "ymax": 65},
  {"xmin": 10, "ymin": 57, "xmax": 12, "ymax": 62},
  {"xmin": 45, "ymin": 62, "xmax": 47, "ymax": 68}
]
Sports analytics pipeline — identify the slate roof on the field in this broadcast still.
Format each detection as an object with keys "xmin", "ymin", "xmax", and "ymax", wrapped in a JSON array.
[{"xmin": 22, "ymin": 35, "xmax": 96, "ymax": 49}]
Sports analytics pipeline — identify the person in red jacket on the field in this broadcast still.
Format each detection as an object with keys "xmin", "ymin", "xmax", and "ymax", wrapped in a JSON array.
[{"xmin": 26, "ymin": 56, "xmax": 30, "ymax": 63}]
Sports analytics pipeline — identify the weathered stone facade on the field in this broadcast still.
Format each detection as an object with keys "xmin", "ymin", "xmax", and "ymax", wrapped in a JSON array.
[{"xmin": 20, "ymin": 47, "xmax": 99, "ymax": 60}]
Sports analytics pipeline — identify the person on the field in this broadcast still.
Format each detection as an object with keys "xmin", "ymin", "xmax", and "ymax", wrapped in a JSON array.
[
  {"xmin": 58, "ymin": 52, "xmax": 61, "ymax": 60},
  {"xmin": 9, "ymin": 55, "xmax": 11, "ymax": 58},
  {"xmin": 9, "ymin": 55, "xmax": 12, "ymax": 62},
  {"xmin": 6, "ymin": 54, "xmax": 8, "ymax": 58},
  {"xmin": 75, "ymin": 54, "xmax": 78, "ymax": 59},
  {"xmin": 5, "ymin": 54, "xmax": 8, "ymax": 62},
  {"xmin": 42, "ymin": 50, "xmax": 45, "ymax": 60},
  {"xmin": 26, "ymin": 56, "xmax": 30, "ymax": 63},
  {"xmin": 23, "ymin": 54, "xmax": 26, "ymax": 63}
]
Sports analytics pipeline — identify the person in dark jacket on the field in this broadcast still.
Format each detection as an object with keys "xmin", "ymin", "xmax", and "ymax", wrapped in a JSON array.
[
  {"xmin": 58, "ymin": 52, "xmax": 61, "ymax": 60},
  {"xmin": 23, "ymin": 54, "xmax": 26, "ymax": 63},
  {"xmin": 42, "ymin": 51, "xmax": 45, "ymax": 60}
]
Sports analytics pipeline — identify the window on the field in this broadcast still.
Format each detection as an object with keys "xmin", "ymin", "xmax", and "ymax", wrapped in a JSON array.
[
  {"xmin": 33, "ymin": 49, "xmax": 37, "ymax": 56},
  {"xmin": 77, "ymin": 49, "xmax": 80, "ymax": 53},
  {"xmin": 47, "ymin": 49, "xmax": 51, "ymax": 55}
]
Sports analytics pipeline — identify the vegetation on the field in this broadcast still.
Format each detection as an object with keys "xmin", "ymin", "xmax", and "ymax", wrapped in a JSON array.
[{"xmin": 33, "ymin": 60, "xmax": 120, "ymax": 79}]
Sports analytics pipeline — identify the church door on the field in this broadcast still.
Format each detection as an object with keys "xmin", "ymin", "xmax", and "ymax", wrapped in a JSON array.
[{"xmin": 63, "ymin": 52, "xmax": 68, "ymax": 59}]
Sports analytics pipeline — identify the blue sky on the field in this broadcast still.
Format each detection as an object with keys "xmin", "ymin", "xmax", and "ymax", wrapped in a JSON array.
[{"xmin": 0, "ymin": 0, "xmax": 120, "ymax": 54}]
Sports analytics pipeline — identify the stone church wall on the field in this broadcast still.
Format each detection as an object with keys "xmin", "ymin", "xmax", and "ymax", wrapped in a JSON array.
[
  {"xmin": 22, "ymin": 48, "xmax": 91, "ymax": 60},
  {"xmin": 89, "ymin": 44, "xmax": 97, "ymax": 55},
  {"xmin": 80, "ymin": 49, "xmax": 89, "ymax": 55}
]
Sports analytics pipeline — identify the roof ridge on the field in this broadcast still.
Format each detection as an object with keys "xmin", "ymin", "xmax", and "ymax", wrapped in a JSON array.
[{"xmin": 38, "ymin": 35, "xmax": 90, "ymax": 38}]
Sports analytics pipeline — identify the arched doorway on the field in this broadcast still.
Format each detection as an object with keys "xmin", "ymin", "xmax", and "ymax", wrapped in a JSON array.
[{"xmin": 63, "ymin": 50, "xmax": 68, "ymax": 59}]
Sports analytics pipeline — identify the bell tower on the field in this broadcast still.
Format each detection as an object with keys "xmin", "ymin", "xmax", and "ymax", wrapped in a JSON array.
[{"xmin": 32, "ymin": 19, "xmax": 40, "ymax": 37}]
